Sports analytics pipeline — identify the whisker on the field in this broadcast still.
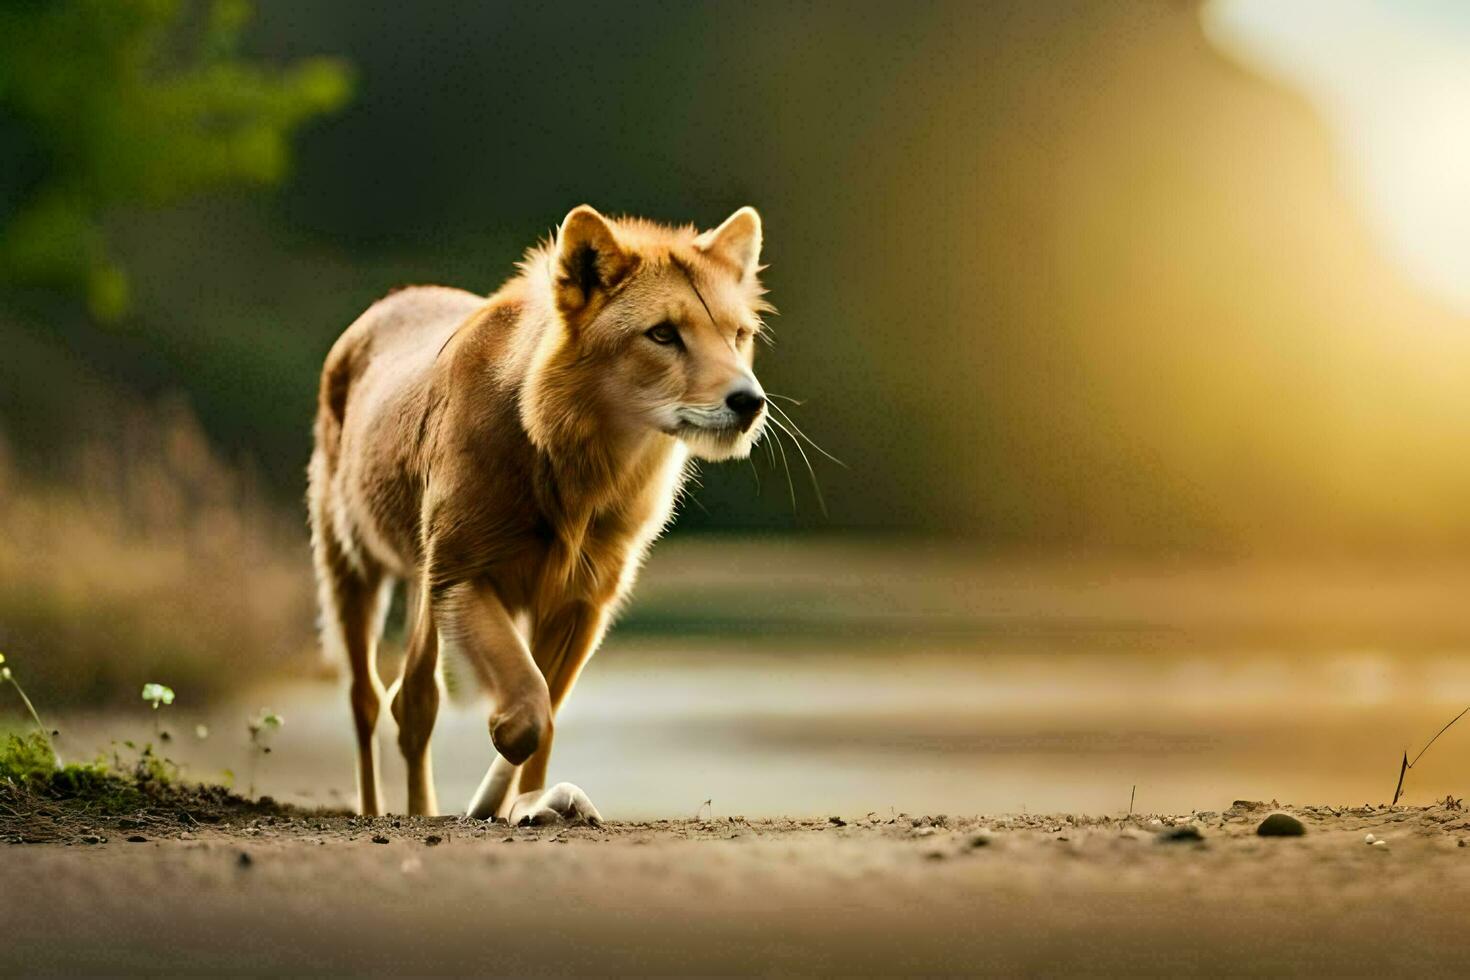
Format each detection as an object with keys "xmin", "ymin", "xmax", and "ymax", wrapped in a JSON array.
[
  {"xmin": 761, "ymin": 427, "xmax": 779, "ymax": 468},
  {"xmin": 766, "ymin": 401, "xmax": 847, "ymax": 469},
  {"xmin": 767, "ymin": 414, "xmax": 827, "ymax": 517},
  {"xmin": 765, "ymin": 393, "xmax": 805, "ymax": 406},
  {"xmin": 767, "ymin": 422, "xmax": 797, "ymax": 512}
]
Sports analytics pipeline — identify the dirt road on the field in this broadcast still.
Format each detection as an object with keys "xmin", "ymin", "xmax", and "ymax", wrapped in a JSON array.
[{"xmin": 5, "ymin": 802, "xmax": 1470, "ymax": 975}]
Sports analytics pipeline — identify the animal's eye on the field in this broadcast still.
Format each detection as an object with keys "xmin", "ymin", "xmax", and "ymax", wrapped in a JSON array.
[
  {"xmin": 645, "ymin": 322, "xmax": 680, "ymax": 346},
  {"xmin": 736, "ymin": 328, "xmax": 752, "ymax": 346}
]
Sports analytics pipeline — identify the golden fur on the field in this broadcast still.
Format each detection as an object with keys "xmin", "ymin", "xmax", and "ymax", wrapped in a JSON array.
[{"xmin": 308, "ymin": 205, "xmax": 769, "ymax": 819}]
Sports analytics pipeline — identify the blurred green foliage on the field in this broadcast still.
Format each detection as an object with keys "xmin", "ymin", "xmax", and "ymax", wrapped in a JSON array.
[{"xmin": 0, "ymin": 0, "xmax": 351, "ymax": 319}]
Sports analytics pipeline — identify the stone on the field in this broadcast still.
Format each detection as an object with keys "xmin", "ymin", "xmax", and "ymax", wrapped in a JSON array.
[{"xmin": 1256, "ymin": 812, "xmax": 1306, "ymax": 837}]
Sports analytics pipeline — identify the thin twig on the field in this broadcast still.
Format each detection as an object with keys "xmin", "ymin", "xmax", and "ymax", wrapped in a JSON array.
[
  {"xmin": 1391, "ymin": 704, "xmax": 1470, "ymax": 805},
  {"xmin": 1391, "ymin": 752, "xmax": 1408, "ymax": 808}
]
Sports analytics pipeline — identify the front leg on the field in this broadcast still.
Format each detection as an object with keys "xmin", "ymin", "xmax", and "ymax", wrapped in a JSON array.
[
  {"xmin": 469, "ymin": 755, "xmax": 603, "ymax": 824},
  {"xmin": 466, "ymin": 601, "xmax": 608, "ymax": 822},
  {"xmin": 434, "ymin": 580, "xmax": 551, "ymax": 772},
  {"xmin": 507, "ymin": 782, "xmax": 604, "ymax": 826},
  {"xmin": 466, "ymin": 752, "xmax": 519, "ymax": 820}
]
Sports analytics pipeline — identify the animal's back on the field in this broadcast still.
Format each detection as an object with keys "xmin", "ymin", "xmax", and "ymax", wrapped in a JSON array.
[
  {"xmin": 310, "ymin": 285, "xmax": 487, "ymax": 575},
  {"xmin": 321, "ymin": 285, "xmax": 484, "ymax": 423}
]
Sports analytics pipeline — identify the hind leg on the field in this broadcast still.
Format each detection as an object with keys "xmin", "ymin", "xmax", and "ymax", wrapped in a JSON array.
[
  {"xmin": 391, "ymin": 579, "xmax": 441, "ymax": 816},
  {"xmin": 340, "ymin": 569, "xmax": 389, "ymax": 816},
  {"xmin": 313, "ymin": 517, "xmax": 390, "ymax": 816}
]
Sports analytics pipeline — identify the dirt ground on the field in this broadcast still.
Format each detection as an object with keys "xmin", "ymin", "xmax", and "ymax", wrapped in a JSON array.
[{"xmin": 4, "ymin": 794, "xmax": 1470, "ymax": 976}]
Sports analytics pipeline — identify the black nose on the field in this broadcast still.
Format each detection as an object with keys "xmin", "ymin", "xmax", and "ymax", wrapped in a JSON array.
[{"xmin": 726, "ymin": 389, "xmax": 766, "ymax": 429}]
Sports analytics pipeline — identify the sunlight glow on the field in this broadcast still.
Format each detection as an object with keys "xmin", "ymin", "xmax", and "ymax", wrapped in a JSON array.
[{"xmin": 1202, "ymin": 0, "xmax": 1470, "ymax": 317}]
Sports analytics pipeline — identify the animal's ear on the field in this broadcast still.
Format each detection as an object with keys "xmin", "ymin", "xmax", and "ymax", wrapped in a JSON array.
[
  {"xmin": 696, "ymin": 206, "xmax": 763, "ymax": 280},
  {"xmin": 554, "ymin": 205, "xmax": 635, "ymax": 315}
]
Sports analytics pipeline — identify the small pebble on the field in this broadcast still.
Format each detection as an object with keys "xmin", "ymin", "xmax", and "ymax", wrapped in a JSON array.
[
  {"xmin": 1256, "ymin": 812, "xmax": 1306, "ymax": 837},
  {"xmin": 1370, "ymin": 839, "xmax": 1388, "ymax": 848},
  {"xmin": 828, "ymin": 816, "xmax": 846, "ymax": 827},
  {"xmin": 237, "ymin": 851, "xmax": 253, "ymax": 867},
  {"xmin": 126, "ymin": 835, "xmax": 148, "ymax": 843},
  {"xmin": 1364, "ymin": 833, "xmax": 1376, "ymax": 844},
  {"xmin": 424, "ymin": 835, "xmax": 443, "ymax": 846},
  {"xmin": 371, "ymin": 834, "xmax": 390, "ymax": 844},
  {"xmin": 969, "ymin": 832, "xmax": 993, "ymax": 848}
]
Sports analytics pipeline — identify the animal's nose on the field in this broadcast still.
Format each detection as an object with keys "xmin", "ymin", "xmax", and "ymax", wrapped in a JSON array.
[{"xmin": 725, "ymin": 388, "xmax": 766, "ymax": 429}]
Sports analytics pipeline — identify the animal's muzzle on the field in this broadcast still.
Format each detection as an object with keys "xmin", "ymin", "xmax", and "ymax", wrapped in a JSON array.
[{"xmin": 725, "ymin": 388, "xmax": 766, "ymax": 431}]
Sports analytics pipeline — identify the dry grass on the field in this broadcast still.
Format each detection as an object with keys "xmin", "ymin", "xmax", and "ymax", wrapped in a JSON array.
[{"xmin": 0, "ymin": 401, "xmax": 316, "ymax": 707}]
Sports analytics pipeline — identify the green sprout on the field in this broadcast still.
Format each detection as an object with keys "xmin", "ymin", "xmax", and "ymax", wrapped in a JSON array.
[
  {"xmin": 0, "ymin": 652, "xmax": 62, "ymax": 767},
  {"xmin": 246, "ymin": 709, "xmax": 283, "ymax": 798},
  {"xmin": 141, "ymin": 682, "xmax": 176, "ymax": 741}
]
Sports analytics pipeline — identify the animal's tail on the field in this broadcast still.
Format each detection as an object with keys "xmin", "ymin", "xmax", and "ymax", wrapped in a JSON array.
[
  {"xmin": 313, "ymin": 336, "xmax": 359, "ymax": 472},
  {"xmin": 307, "ymin": 335, "xmax": 374, "ymax": 670}
]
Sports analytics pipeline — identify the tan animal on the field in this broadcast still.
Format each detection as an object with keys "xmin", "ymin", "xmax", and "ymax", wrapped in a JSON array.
[{"xmin": 308, "ymin": 205, "xmax": 770, "ymax": 822}]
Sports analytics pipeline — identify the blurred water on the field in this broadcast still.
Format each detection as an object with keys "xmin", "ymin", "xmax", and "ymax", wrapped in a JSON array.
[{"xmin": 47, "ymin": 644, "xmax": 1470, "ymax": 818}]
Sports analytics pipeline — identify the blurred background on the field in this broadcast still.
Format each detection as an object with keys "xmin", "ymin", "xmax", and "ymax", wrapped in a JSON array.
[{"xmin": 2, "ymin": 0, "xmax": 1468, "ymax": 817}]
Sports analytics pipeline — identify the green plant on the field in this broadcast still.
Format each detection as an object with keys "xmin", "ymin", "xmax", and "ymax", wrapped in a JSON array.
[
  {"xmin": 246, "ymin": 708, "xmax": 282, "ymax": 798},
  {"xmin": 0, "ymin": 652, "xmax": 61, "ymax": 767},
  {"xmin": 107, "ymin": 736, "xmax": 178, "ymax": 787},
  {"xmin": 141, "ymin": 681, "xmax": 175, "ymax": 740},
  {"xmin": 2, "ymin": 731, "xmax": 164, "ymax": 816},
  {"xmin": 0, "ymin": 731, "xmax": 60, "ymax": 782}
]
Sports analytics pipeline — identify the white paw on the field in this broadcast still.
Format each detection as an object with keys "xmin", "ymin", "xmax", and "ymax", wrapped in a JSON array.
[{"xmin": 508, "ymin": 782, "xmax": 603, "ymax": 827}]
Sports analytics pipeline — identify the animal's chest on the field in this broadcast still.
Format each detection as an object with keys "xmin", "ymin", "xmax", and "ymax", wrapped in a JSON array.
[
  {"xmin": 515, "ymin": 511, "xmax": 648, "ymax": 613},
  {"xmin": 488, "ymin": 443, "xmax": 686, "ymax": 615}
]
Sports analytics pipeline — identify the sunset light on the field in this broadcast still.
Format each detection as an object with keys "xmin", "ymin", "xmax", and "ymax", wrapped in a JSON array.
[{"xmin": 1203, "ymin": 0, "xmax": 1470, "ymax": 317}]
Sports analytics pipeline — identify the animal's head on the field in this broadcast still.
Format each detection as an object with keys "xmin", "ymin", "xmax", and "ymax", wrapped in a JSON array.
[{"xmin": 531, "ymin": 204, "xmax": 772, "ymax": 461}]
